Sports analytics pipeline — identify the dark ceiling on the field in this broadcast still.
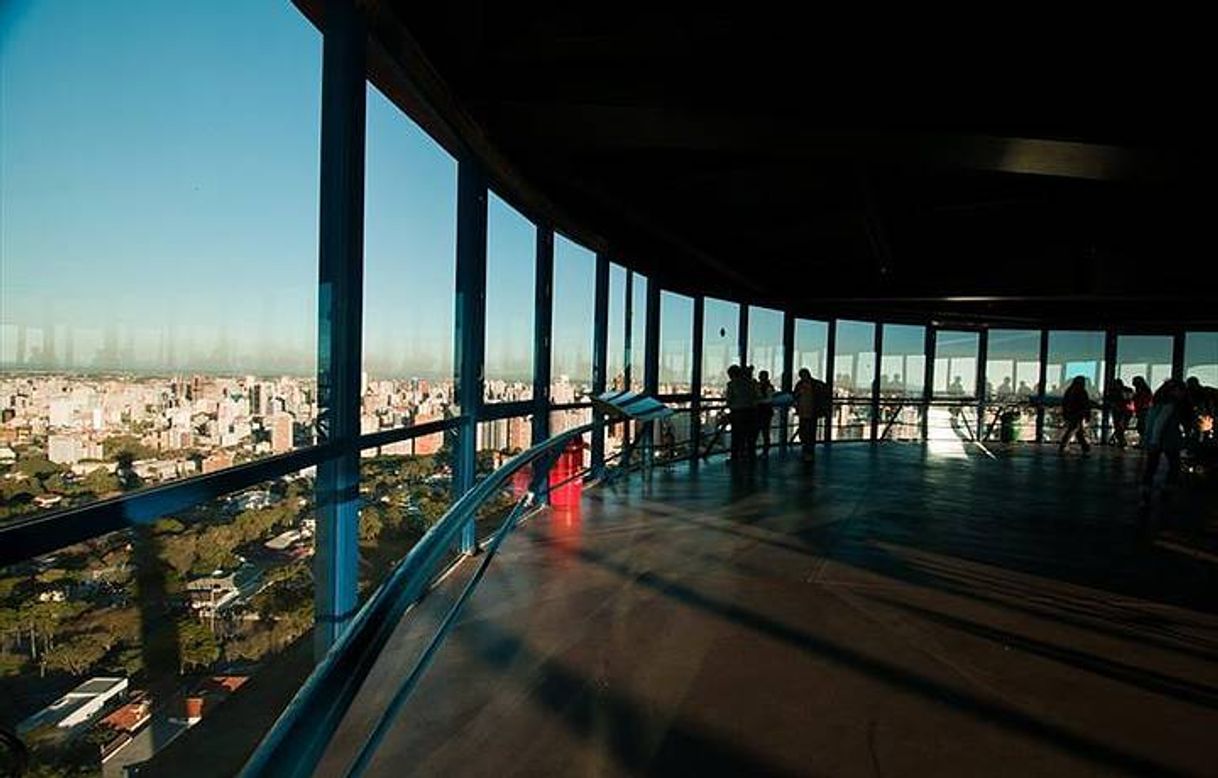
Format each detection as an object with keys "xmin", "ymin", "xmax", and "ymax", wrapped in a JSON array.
[{"xmin": 344, "ymin": 2, "xmax": 1212, "ymax": 327}]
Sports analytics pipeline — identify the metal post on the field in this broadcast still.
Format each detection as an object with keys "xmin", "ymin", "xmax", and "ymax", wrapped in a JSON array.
[
  {"xmin": 1101, "ymin": 329, "xmax": 1117, "ymax": 445},
  {"xmin": 313, "ymin": 0, "xmax": 365, "ymax": 661},
  {"xmin": 531, "ymin": 228, "xmax": 554, "ymax": 448},
  {"xmin": 780, "ymin": 312, "xmax": 795, "ymax": 453},
  {"xmin": 976, "ymin": 328, "xmax": 989, "ymax": 441},
  {"xmin": 453, "ymin": 162, "xmax": 487, "ymax": 553},
  {"xmin": 1035, "ymin": 329, "xmax": 1050, "ymax": 443},
  {"xmin": 690, "ymin": 296, "xmax": 705, "ymax": 467},
  {"xmin": 922, "ymin": 326, "xmax": 935, "ymax": 441},
  {"xmin": 643, "ymin": 280, "xmax": 661, "ymax": 467},
  {"xmin": 623, "ymin": 271, "xmax": 634, "ymax": 390},
  {"xmin": 825, "ymin": 319, "xmax": 837, "ymax": 444},
  {"xmin": 738, "ymin": 304, "xmax": 750, "ymax": 366},
  {"xmin": 591, "ymin": 253, "xmax": 610, "ymax": 476},
  {"xmin": 870, "ymin": 323, "xmax": 883, "ymax": 441},
  {"xmin": 1171, "ymin": 329, "xmax": 1186, "ymax": 381}
]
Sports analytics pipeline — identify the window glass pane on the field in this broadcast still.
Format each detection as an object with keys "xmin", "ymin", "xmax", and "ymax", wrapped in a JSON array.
[
  {"xmin": 484, "ymin": 193, "xmax": 534, "ymax": 403},
  {"xmin": 833, "ymin": 320, "xmax": 876, "ymax": 399},
  {"xmin": 879, "ymin": 324, "xmax": 925, "ymax": 398},
  {"xmin": 1, "ymin": 470, "xmax": 317, "ymax": 776},
  {"xmin": 0, "ymin": 2, "xmax": 320, "ymax": 524},
  {"xmin": 985, "ymin": 330, "xmax": 1041, "ymax": 400},
  {"xmin": 1185, "ymin": 332, "xmax": 1218, "ymax": 386},
  {"xmin": 747, "ymin": 306, "xmax": 784, "ymax": 387},
  {"xmin": 701, "ymin": 298, "xmax": 739, "ymax": 398},
  {"xmin": 550, "ymin": 235, "xmax": 595, "ymax": 402},
  {"xmin": 933, "ymin": 331, "xmax": 980, "ymax": 398},
  {"xmin": 794, "ymin": 319, "xmax": 829, "ymax": 381},
  {"xmin": 1115, "ymin": 335, "xmax": 1173, "ymax": 388},
  {"xmin": 659, "ymin": 293, "xmax": 694, "ymax": 394},
  {"xmin": 363, "ymin": 85, "xmax": 456, "ymax": 436},
  {"xmin": 606, "ymin": 264, "xmax": 627, "ymax": 391},
  {"xmin": 1046, "ymin": 331, "xmax": 1105, "ymax": 399},
  {"xmin": 629, "ymin": 274, "xmax": 648, "ymax": 390}
]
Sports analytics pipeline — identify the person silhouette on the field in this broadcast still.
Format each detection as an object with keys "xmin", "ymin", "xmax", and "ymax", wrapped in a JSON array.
[{"xmin": 1059, "ymin": 376, "xmax": 1092, "ymax": 454}]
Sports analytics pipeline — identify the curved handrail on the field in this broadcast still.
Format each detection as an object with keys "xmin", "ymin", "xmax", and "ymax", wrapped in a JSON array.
[{"xmin": 240, "ymin": 422, "xmax": 594, "ymax": 778}]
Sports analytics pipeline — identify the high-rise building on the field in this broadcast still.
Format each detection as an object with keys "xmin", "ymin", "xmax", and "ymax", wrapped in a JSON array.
[{"xmin": 270, "ymin": 412, "xmax": 293, "ymax": 454}]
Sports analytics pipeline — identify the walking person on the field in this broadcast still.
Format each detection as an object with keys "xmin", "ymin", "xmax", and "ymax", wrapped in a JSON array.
[
  {"xmin": 1141, "ymin": 379, "xmax": 1187, "ymax": 501},
  {"xmin": 1105, "ymin": 378, "xmax": 1134, "ymax": 448},
  {"xmin": 756, "ymin": 370, "xmax": 776, "ymax": 456},
  {"xmin": 1059, "ymin": 376, "xmax": 1093, "ymax": 454}
]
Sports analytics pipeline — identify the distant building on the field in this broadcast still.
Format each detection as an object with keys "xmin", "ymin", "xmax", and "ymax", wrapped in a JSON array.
[
  {"xmin": 201, "ymin": 450, "xmax": 235, "ymax": 474},
  {"xmin": 18, "ymin": 677, "xmax": 129, "ymax": 735},
  {"xmin": 270, "ymin": 412, "xmax": 293, "ymax": 454}
]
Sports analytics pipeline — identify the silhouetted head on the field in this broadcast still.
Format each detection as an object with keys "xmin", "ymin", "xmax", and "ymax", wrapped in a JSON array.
[
  {"xmin": 1187, "ymin": 376, "xmax": 1202, "ymax": 391},
  {"xmin": 798, "ymin": 368, "xmax": 811, "ymax": 381},
  {"xmin": 1133, "ymin": 376, "xmax": 1149, "ymax": 390},
  {"xmin": 728, "ymin": 365, "xmax": 741, "ymax": 379},
  {"xmin": 1071, "ymin": 376, "xmax": 1085, "ymax": 388},
  {"xmin": 758, "ymin": 370, "xmax": 770, "ymax": 382}
]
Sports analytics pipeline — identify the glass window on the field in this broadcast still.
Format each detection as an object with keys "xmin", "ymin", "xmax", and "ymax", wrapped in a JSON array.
[
  {"xmin": 1046, "ymin": 331, "xmax": 1105, "ymax": 399},
  {"xmin": 794, "ymin": 319, "xmax": 829, "ymax": 382},
  {"xmin": 606, "ymin": 264, "xmax": 627, "ymax": 391},
  {"xmin": 484, "ymin": 193, "xmax": 535, "ymax": 403},
  {"xmin": 879, "ymin": 324, "xmax": 925, "ymax": 398},
  {"xmin": 659, "ymin": 292, "xmax": 694, "ymax": 395},
  {"xmin": 0, "ymin": 470, "xmax": 317, "ymax": 776},
  {"xmin": 1185, "ymin": 332, "xmax": 1218, "ymax": 386},
  {"xmin": 747, "ymin": 306, "xmax": 784, "ymax": 387},
  {"xmin": 363, "ymin": 85, "xmax": 456, "ymax": 436},
  {"xmin": 0, "ymin": 1, "xmax": 320, "ymax": 524},
  {"xmin": 701, "ymin": 298, "xmax": 739, "ymax": 398},
  {"xmin": 628, "ymin": 273, "xmax": 648, "ymax": 390},
  {"xmin": 985, "ymin": 330, "xmax": 1041, "ymax": 400},
  {"xmin": 551, "ymin": 235, "xmax": 595, "ymax": 402},
  {"xmin": 1115, "ymin": 335, "xmax": 1173, "ymax": 388},
  {"xmin": 833, "ymin": 320, "xmax": 876, "ymax": 399},
  {"xmin": 933, "ymin": 331, "xmax": 980, "ymax": 398}
]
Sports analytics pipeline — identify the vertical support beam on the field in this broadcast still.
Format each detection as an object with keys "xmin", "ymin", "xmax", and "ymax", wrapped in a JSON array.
[
  {"xmin": 314, "ymin": 0, "xmax": 365, "ymax": 661},
  {"xmin": 453, "ymin": 161, "xmax": 488, "ymax": 552},
  {"xmin": 922, "ymin": 326, "xmax": 935, "ymax": 441},
  {"xmin": 825, "ymin": 319, "xmax": 837, "ymax": 444},
  {"xmin": 531, "ymin": 227, "xmax": 554, "ymax": 448},
  {"xmin": 590, "ymin": 253, "xmax": 610, "ymax": 475},
  {"xmin": 1171, "ymin": 329, "xmax": 1186, "ymax": 381},
  {"xmin": 643, "ymin": 280, "xmax": 661, "ymax": 466},
  {"xmin": 623, "ymin": 272, "xmax": 634, "ymax": 390},
  {"xmin": 690, "ymin": 296, "xmax": 705, "ymax": 466},
  {"xmin": 976, "ymin": 328, "xmax": 989, "ymax": 441},
  {"xmin": 1101, "ymin": 329, "xmax": 1117, "ymax": 445},
  {"xmin": 738, "ymin": 304, "xmax": 750, "ymax": 366},
  {"xmin": 1035, "ymin": 329, "xmax": 1050, "ymax": 443},
  {"xmin": 780, "ymin": 312, "xmax": 795, "ymax": 452},
  {"xmin": 870, "ymin": 323, "xmax": 883, "ymax": 441}
]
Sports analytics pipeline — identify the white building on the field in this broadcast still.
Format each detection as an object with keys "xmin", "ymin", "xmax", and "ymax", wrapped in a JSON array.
[{"xmin": 18, "ymin": 677, "xmax": 129, "ymax": 735}]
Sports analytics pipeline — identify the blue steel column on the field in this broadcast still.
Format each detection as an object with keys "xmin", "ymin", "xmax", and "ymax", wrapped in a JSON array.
[
  {"xmin": 780, "ymin": 312, "xmax": 795, "ymax": 452},
  {"xmin": 314, "ymin": 0, "xmax": 365, "ymax": 661},
  {"xmin": 1035, "ymin": 329, "xmax": 1050, "ymax": 442},
  {"xmin": 825, "ymin": 319, "xmax": 837, "ymax": 443},
  {"xmin": 976, "ymin": 328, "xmax": 989, "ymax": 441},
  {"xmin": 1101, "ymin": 329, "xmax": 1117, "ymax": 444},
  {"xmin": 870, "ymin": 323, "xmax": 883, "ymax": 440},
  {"xmin": 738, "ymin": 304, "xmax": 750, "ymax": 366},
  {"xmin": 643, "ymin": 280, "xmax": 661, "ymax": 465},
  {"xmin": 623, "ymin": 271, "xmax": 634, "ymax": 390},
  {"xmin": 921, "ymin": 325, "xmax": 935, "ymax": 440},
  {"xmin": 690, "ymin": 296, "xmax": 705, "ymax": 466},
  {"xmin": 590, "ymin": 253, "xmax": 610, "ymax": 475},
  {"xmin": 1171, "ymin": 329, "xmax": 1186, "ymax": 381},
  {"xmin": 532, "ymin": 228, "xmax": 554, "ymax": 447},
  {"xmin": 453, "ymin": 162, "xmax": 487, "ymax": 553}
]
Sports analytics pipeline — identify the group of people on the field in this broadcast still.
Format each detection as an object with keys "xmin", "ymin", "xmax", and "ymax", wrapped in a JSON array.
[
  {"xmin": 724, "ymin": 365, "xmax": 777, "ymax": 461},
  {"xmin": 1059, "ymin": 373, "xmax": 1217, "ymax": 495},
  {"xmin": 723, "ymin": 365, "xmax": 831, "ymax": 464}
]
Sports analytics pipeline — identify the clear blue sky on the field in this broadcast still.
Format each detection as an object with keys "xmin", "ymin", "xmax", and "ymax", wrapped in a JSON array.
[{"xmin": 0, "ymin": 0, "xmax": 591, "ymax": 379}]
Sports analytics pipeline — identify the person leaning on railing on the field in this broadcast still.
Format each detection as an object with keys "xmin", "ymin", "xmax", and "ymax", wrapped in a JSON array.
[{"xmin": 794, "ymin": 368, "xmax": 830, "ymax": 463}]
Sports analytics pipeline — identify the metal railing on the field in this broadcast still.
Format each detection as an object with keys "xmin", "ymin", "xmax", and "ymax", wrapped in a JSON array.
[{"xmin": 240, "ymin": 422, "xmax": 592, "ymax": 778}]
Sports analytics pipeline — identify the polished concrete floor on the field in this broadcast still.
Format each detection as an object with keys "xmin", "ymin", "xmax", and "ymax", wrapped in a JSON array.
[{"xmin": 318, "ymin": 443, "xmax": 1218, "ymax": 777}]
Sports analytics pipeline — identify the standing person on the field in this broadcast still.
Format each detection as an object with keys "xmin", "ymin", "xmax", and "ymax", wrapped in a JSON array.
[
  {"xmin": 1059, "ymin": 376, "xmax": 1092, "ymax": 454},
  {"xmin": 793, "ymin": 369, "xmax": 819, "ymax": 461},
  {"xmin": 1142, "ymin": 379, "xmax": 1187, "ymax": 500},
  {"xmin": 725, "ymin": 365, "xmax": 754, "ymax": 464},
  {"xmin": 1105, "ymin": 378, "xmax": 1134, "ymax": 448},
  {"xmin": 1132, "ymin": 376, "xmax": 1153, "ymax": 442},
  {"xmin": 756, "ymin": 370, "xmax": 776, "ymax": 455}
]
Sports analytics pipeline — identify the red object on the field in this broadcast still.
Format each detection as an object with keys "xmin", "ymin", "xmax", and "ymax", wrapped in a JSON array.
[
  {"xmin": 548, "ymin": 438, "xmax": 585, "ymax": 509},
  {"xmin": 511, "ymin": 466, "xmax": 532, "ymax": 498}
]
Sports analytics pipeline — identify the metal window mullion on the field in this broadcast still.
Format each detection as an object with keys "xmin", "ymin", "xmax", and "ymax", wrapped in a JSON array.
[
  {"xmin": 921, "ymin": 326, "xmax": 935, "ymax": 440},
  {"xmin": 1171, "ymin": 328, "xmax": 1186, "ymax": 381},
  {"xmin": 976, "ymin": 328, "xmax": 989, "ymax": 441},
  {"xmin": 780, "ymin": 311, "xmax": 795, "ymax": 451},
  {"xmin": 738, "ymin": 303, "xmax": 749, "ymax": 366},
  {"xmin": 690, "ymin": 296, "xmax": 705, "ymax": 467},
  {"xmin": 1101, "ymin": 329, "xmax": 1117, "ymax": 444},
  {"xmin": 643, "ymin": 281, "xmax": 661, "ymax": 466},
  {"xmin": 314, "ymin": 0, "xmax": 366, "ymax": 661},
  {"xmin": 825, "ymin": 318, "xmax": 837, "ymax": 444},
  {"xmin": 531, "ymin": 227, "xmax": 554, "ymax": 449},
  {"xmin": 870, "ymin": 323, "xmax": 883, "ymax": 441},
  {"xmin": 590, "ymin": 253, "xmax": 610, "ymax": 476},
  {"xmin": 1035, "ymin": 329, "xmax": 1050, "ymax": 442},
  {"xmin": 453, "ymin": 161, "xmax": 488, "ymax": 553}
]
